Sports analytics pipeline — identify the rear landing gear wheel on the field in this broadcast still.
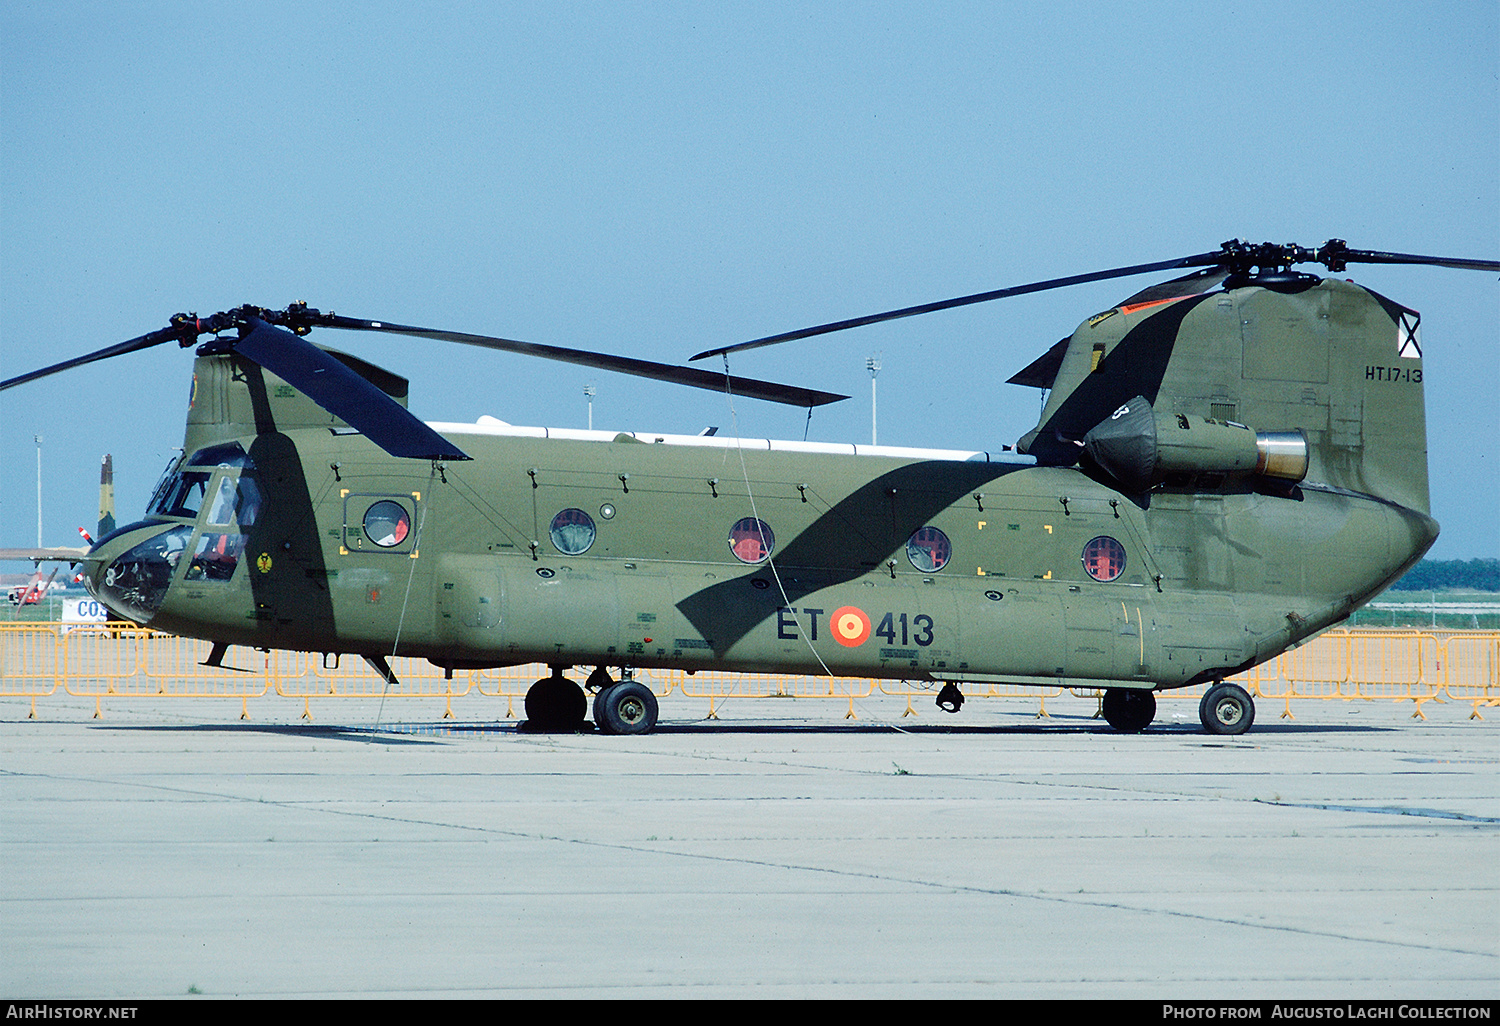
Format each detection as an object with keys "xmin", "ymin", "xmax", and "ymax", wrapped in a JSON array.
[
  {"xmin": 593, "ymin": 681, "xmax": 659, "ymax": 735},
  {"xmin": 1101, "ymin": 688, "xmax": 1156, "ymax": 733},
  {"xmin": 1200, "ymin": 681, "xmax": 1254, "ymax": 735},
  {"xmin": 524, "ymin": 671, "xmax": 587, "ymax": 731}
]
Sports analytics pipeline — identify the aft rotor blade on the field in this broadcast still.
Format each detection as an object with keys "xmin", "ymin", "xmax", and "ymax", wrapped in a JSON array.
[
  {"xmin": 317, "ymin": 314, "xmax": 849, "ymax": 408},
  {"xmin": 0, "ymin": 325, "xmax": 184, "ymax": 391},
  {"xmin": 1113, "ymin": 267, "xmax": 1231, "ymax": 308},
  {"xmin": 1327, "ymin": 247, "xmax": 1500, "ymax": 273},
  {"xmin": 690, "ymin": 250, "xmax": 1229, "ymax": 362},
  {"xmin": 235, "ymin": 318, "xmax": 471, "ymax": 461}
]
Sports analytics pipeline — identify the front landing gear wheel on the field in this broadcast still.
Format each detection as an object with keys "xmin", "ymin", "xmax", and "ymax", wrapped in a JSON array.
[
  {"xmin": 1200, "ymin": 681, "xmax": 1255, "ymax": 735},
  {"xmin": 1101, "ymin": 688, "xmax": 1156, "ymax": 733},
  {"xmin": 523, "ymin": 672, "xmax": 587, "ymax": 731},
  {"xmin": 594, "ymin": 681, "xmax": 659, "ymax": 735}
]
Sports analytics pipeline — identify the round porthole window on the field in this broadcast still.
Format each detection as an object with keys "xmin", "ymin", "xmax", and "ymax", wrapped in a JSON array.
[
  {"xmin": 728, "ymin": 517, "xmax": 775, "ymax": 564},
  {"xmin": 1082, "ymin": 535, "xmax": 1127, "ymax": 582},
  {"xmin": 550, "ymin": 508, "xmax": 597, "ymax": 555},
  {"xmin": 364, "ymin": 501, "xmax": 411, "ymax": 547},
  {"xmin": 907, "ymin": 526, "xmax": 952, "ymax": 572}
]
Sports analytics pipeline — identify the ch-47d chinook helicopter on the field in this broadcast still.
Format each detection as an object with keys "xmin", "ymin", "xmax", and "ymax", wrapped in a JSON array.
[{"xmin": 4, "ymin": 240, "xmax": 1495, "ymax": 735}]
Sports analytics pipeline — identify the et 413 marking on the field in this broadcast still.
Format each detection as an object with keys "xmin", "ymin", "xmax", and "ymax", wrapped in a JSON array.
[{"xmin": 777, "ymin": 606, "xmax": 936, "ymax": 648}]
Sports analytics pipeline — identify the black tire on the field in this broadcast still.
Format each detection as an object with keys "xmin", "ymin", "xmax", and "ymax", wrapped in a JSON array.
[
  {"xmin": 524, "ymin": 674, "xmax": 587, "ymax": 731},
  {"xmin": 1101, "ymin": 688, "xmax": 1156, "ymax": 733},
  {"xmin": 587, "ymin": 667, "xmax": 615, "ymax": 732},
  {"xmin": 1200, "ymin": 681, "xmax": 1255, "ymax": 735},
  {"xmin": 594, "ymin": 681, "xmax": 659, "ymax": 736},
  {"xmin": 592, "ymin": 682, "xmax": 618, "ymax": 732}
]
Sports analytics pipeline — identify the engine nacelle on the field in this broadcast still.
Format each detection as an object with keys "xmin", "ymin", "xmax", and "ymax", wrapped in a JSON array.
[{"xmin": 1083, "ymin": 396, "xmax": 1307, "ymax": 492}]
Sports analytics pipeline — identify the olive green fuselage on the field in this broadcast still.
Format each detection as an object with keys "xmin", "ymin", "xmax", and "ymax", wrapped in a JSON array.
[{"xmin": 143, "ymin": 424, "xmax": 1435, "ymax": 692}]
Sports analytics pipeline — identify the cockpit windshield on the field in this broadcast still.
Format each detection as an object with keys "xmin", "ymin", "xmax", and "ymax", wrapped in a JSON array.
[
  {"xmin": 185, "ymin": 442, "xmax": 254, "ymax": 471},
  {"xmin": 148, "ymin": 471, "xmax": 211, "ymax": 519},
  {"xmin": 144, "ymin": 444, "xmax": 261, "ymax": 524},
  {"xmin": 145, "ymin": 455, "xmax": 184, "ymax": 516}
]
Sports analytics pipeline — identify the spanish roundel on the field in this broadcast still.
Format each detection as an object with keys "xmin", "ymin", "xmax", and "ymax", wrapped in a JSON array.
[{"xmin": 830, "ymin": 606, "xmax": 871, "ymax": 647}]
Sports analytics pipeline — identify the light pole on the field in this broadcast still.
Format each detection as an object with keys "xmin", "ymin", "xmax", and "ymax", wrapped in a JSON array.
[
  {"xmin": 866, "ymin": 357, "xmax": 881, "ymax": 446},
  {"xmin": 584, "ymin": 384, "xmax": 596, "ymax": 431},
  {"xmin": 34, "ymin": 435, "xmax": 43, "ymax": 547}
]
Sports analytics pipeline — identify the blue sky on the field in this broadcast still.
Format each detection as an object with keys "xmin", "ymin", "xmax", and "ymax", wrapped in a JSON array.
[{"xmin": 3, "ymin": 1, "xmax": 1496, "ymax": 557}]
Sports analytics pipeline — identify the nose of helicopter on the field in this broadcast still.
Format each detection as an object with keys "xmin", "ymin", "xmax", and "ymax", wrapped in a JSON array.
[{"xmin": 83, "ymin": 522, "xmax": 192, "ymax": 624}]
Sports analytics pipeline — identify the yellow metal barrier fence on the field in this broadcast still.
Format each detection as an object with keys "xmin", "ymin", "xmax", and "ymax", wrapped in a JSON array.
[
  {"xmin": 1239, "ymin": 630, "xmax": 1449, "ymax": 719},
  {"xmin": 1, "ymin": 623, "xmax": 1495, "ymax": 721},
  {"xmin": 1440, "ymin": 631, "xmax": 1500, "ymax": 718}
]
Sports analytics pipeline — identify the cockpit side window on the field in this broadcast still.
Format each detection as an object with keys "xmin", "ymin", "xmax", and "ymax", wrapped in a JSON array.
[
  {"xmin": 206, "ymin": 474, "xmax": 262, "ymax": 527},
  {"xmin": 185, "ymin": 532, "xmax": 248, "ymax": 582}
]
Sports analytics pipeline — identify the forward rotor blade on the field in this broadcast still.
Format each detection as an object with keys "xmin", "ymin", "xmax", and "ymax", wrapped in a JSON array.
[
  {"xmin": 316, "ymin": 314, "xmax": 848, "ymax": 408},
  {"xmin": 235, "ymin": 318, "xmax": 470, "ymax": 461},
  {"xmin": 690, "ymin": 250, "xmax": 1229, "ymax": 362},
  {"xmin": 0, "ymin": 325, "xmax": 183, "ymax": 391}
]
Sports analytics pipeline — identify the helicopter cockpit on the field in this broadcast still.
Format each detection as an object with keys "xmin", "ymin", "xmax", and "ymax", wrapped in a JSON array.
[{"xmin": 87, "ymin": 442, "xmax": 262, "ymax": 622}]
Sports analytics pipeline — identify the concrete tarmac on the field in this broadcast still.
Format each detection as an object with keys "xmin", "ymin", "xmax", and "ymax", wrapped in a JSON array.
[{"xmin": 1, "ymin": 688, "xmax": 1496, "ymax": 999}]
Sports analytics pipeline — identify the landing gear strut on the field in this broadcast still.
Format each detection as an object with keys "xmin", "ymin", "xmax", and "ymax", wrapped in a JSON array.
[
  {"xmin": 1101, "ymin": 688, "xmax": 1156, "ymax": 733},
  {"xmin": 1199, "ymin": 681, "xmax": 1255, "ymax": 735},
  {"xmin": 935, "ymin": 682, "xmax": 965, "ymax": 713}
]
